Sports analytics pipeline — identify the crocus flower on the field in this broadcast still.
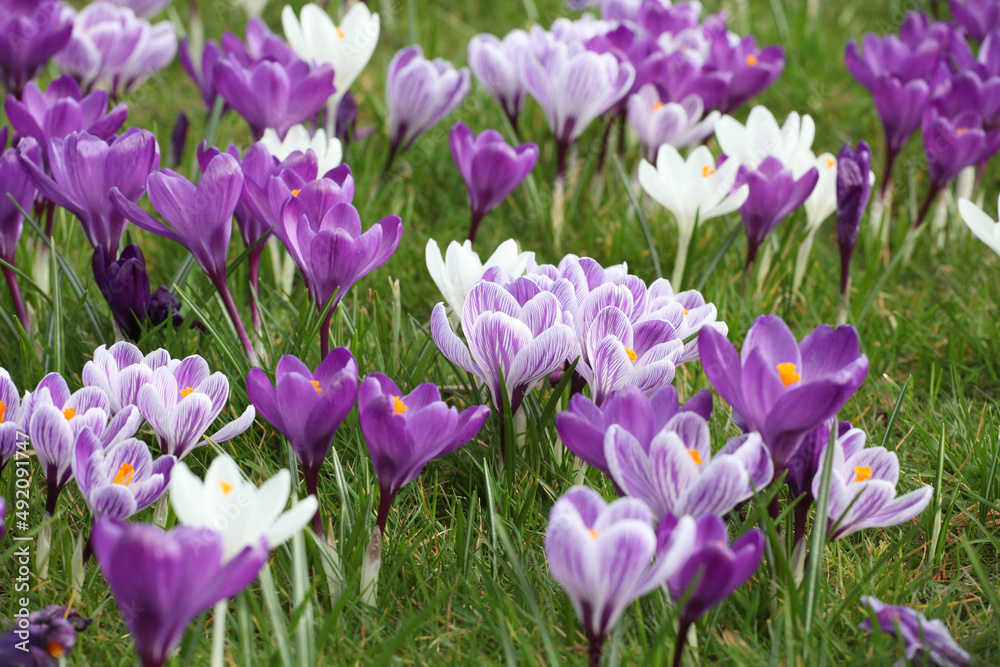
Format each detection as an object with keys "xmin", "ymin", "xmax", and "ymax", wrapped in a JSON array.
[
  {"xmin": 813, "ymin": 426, "xmax": 932, "ymax": 540},
  {"xmin": 260, "ymin": 125, "xmax": 342, "ymax": 176},
  {"xmin": 836, "ymin": 141, "xmax": 873, "ymax": 298},
  {"xmin": 359, "ymin": 373, "xmax": 490, "ymax": 533},
  {"xmin": 106, "ymin": 0, "xmax": 171, "ymax": 19},
  {"xmin": 449, "ymin": 122, "xmax": 539, "ymax": 243},
  {"xmin": 468, "ymin": 30, "xmax": 530, "ymax": 130},
  {"xmin": 1, "ymin": 369, "xmax": 25, "ymax": 476},
  {"xmin": 19, "ymin": 129, "xmax": 160, "ymax": 257},
  {"xmin": 92, "ymin": 518, "xmax": 268, "ymax": 667},
  {"xmin": 168, "ymin": 110, "xmax": 188, "ymax": 169},
  {"xmin": 136, "ymin": 356, "xmax": 255, "ymax": 459},
  {"xmin": 147, "ymin": 287, "xmax": 186, "ymax": 328},
  {"xmin": 737, "ymin": 156, "xmax": 819, "ymax": 270},
  {"xmin": 282, "ymin": 2, "xmax": 380, "ymax": 136},
  {"xmin": 178, "ymin": 37, "xmax": 224, "ymax": 111},
  {"xmin": 431, "ymin": 279, "xmax": 580, "ymax": 415},
  {"xmin": 238, "ymin": 0, "xmax": 267, "ymax": 17},
  {"xmin": 606, "ymin": 420, "xmax": 773, "ymax": 519},
  {"xmin": 426, "ymin": 238, "xmax": 533, "ymax": 328},
  {"xmin": 714, "ymin": 106, "xmax": 817, "ymax": 175},
  {"xmin": 110, "ymin": 152, "xmax": 258, "ymax": 362},
  {"xmin": 859, "ymin": 597, "xmax": 970, "ymax": 667},
  {"xmin": 170, "ymin": 453, "xmax": 318, "ymax": 561},
  {"xmin": 706, "ymin": 33, "xmax": 786, "ymax": 113},
  {"xmin": 661, "ymin": 514, "xmax": 764, "ymax": 667},
  {"xmin": 0, "ymin": 606, "xmax": 91, "ymax": 666},
  {"xmin": 792, "ymin": 152, "xmax": 839, "ymax": 291},
  {"xmin": 698, "ymin": 315, "xmax": 869, "ymax": 470},
  {"xmin": 959, "ymin": 190, "xmax": 1000, "ymax": 255},
  {"xmin": 638, "ymin": 144, "xmax": 748, "ymax": 286},
  {"xmin": 952, "ymin": 0, "xmax": 1000, "ymax": 42},
  {"xmin": 627, "ymin": 85, "xmax": 719, "ymax": 164},
  {"xmin": 92, "ymin": 244, "xmax": 151, "ymax": 341},
  {"xmin": 545, "ymin": 486, "xmax": 695, "ymax": 664},
  {"xmin": 0, "ymin": 139, "xmax": 38, "ymax": 327},
  {"xmin": 0, "ymin": 0, "xmax": 73, "ymax": 99},
  {"xmin": 385, "ymin": 46, "xmax": 471, "ymax": 168},
  {"xmin": 72, "ymin": 432, "xmax": 174, "ymax": 520},
  {"xmin": 245, "ymin": 350, "xmax": 358, "ymax": 533},
  {"xmin": 82, "ymin": 342, "xmax": 170, "ymax": 415}
]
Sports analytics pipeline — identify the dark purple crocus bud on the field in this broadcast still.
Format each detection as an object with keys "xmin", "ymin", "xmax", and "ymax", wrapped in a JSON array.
[
  {"xmin": 336, "ymin": 91, "xmax": 359, "ymax": 149},
  {"xmin": 835, "ymin": 141, "xmax": 873, "ymax": 297},
  {"xmin": 167, "ymin": 110, "xmax": 189, "ymax": 169},
  {"xmin": 92, "ymin": 244, "xmax": 151, "ymax": 341},
  {"xmin": 952, "ymin": 0, "xmax": 1000, "ymax": 42},
  {"xmin": 0, "ymin": 605, "xmax": 91, "ymax": 666},
  {"xmin": 147, "ymin": 286, "xmax": 185, "ymax": 328},
  {"xmin": 736, "ymin": 156, "xmax": 819, "ymax": 270},
  {"xmin": 0, "ymin": 0, "xmax": 74, "ymax": 99}
]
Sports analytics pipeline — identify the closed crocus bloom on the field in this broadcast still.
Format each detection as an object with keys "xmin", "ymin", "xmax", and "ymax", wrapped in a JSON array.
[
  {"xmin": 952, "ymin": 0, "xmax": 1000, "ymax": 42},
  {"xmin": 449, "ymin": 122, "xmax": 539, "ymax": 243},
  {"xmin": 92, "ymin": 518, "xmax": 268, "ymax": 667},
  {"xmin": 813, "ymin": 426, "xmax": 932, "ymax": 540},
  {"xmin": 959, "ymin": 191, "xmax": 1000, "ymax": 255},
  {"xmin": 859, "ymin": 597, "xmax": 970, "ymax": 667},
  {"xmin": 260, "ymin": 125, "xmax": 342, "ymax": 176},
  {"xmin": 638, "ymin": 144, "xmax": 748, "ymax": 286},
  {"xmin": 0, "ymin": 605, "xmax": 91, "ymax": 665},
  {"xmin": 715, "ymin": 106, "xmax": 817, "ymax": 175},
  {"xmin": 0, "ymin": 0, "xmax": 73, "ymax": 99},
  {"xmin": 791, "ymin": 151, "xmax": 841, "ymax": 291},
  {"xmin": 72, "ymin": 432, "xmax": 175, "ymax": 520},
  {"xmin": 836, "ymin": 141, "xmax": 874, "ymax": 298},
  {"xmin": 545, "ymin": 486, "xmax": 696, "ymax": 665},
  {"xmin": 386, "ymin": 46, "xmax": 471, "ymax": 167},
  {"xmin": 628, "ymin": 86, "xmax": 719, "ymax": 164},
  {"xmin": 82, "ymin": 342, "xmax": 170, "ymax": 415},
  {"xmin": 425, "ymin": 238, "xmax": 533, "ymax": 328},
  {"xmin": 431, "ymin": 278, "xmax": 580, "ymax": 415},
  {"xmin": 170, "ymin": 453, "xmax": 318, "ymax": 561},
  {"xmin": 19, "ymin": 129, "xmax": 160, "ymax": 258},
  {"xmin": 468, "ymin": 31, "xmax": 530, "ymax": 130},
  {"xmin": 136, "ymin": 356, "xmax": 255, "ymax": 460},
  {"xmin": 106, "ymin": 0, "xmax": 171, "ymax": 19},
  {"xmin": 92, "ymin": 244, "xmax": 151, "ymax": 342},
  {"xmin": 698, "ymin": 315, "xmax": 869, "ymax": 471},
  {"xmin": 245, "ymin": 350, "xmax": 358, "ymax": 533},
  {"xmin": 359, "ymin": 373, "xmax": 490, "ymax": 533},
  {"xmin": 0, "ymin": 139, "xmax": 38, "ymax": 326},
  {"xmin": 179, "ymin": 37, "xmax": 225, "ymax": 111}
]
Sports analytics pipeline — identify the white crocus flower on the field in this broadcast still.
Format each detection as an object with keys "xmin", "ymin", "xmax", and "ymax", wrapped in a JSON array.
[
  {"xmin": 239, "ymin": 0, "xmax": 269, "ymax": 17},
  {"xmin": 959, "ymin": 194, "xmax": 1000, "ymax": 256},
  {"xmin": 282, "ymin": 2, "xmax": 380, "ymax": 136},
  {"xmin": 260, "ymin": 125, "xmax": 343, "ymax": 175},
  {"xmin": 169, "ymin": 454, "xmax": 318, "ymax": 563},
  {"xmin": 425, "ymin": 238, "xmax": 533, "ymax": 328},
  {"xmin": 792, "ymin": 152, "xmax": 838, "ymax": 289},
  {"xmin": 638, "ymin": 144, "xmax": 749, "ymax": 287},
  {"xmin": 715, "ymin": 106, "xmax": 816, "ymax": 177}
]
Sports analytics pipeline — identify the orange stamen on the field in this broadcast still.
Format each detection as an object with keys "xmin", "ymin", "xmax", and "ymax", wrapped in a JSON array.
[
  {"xmin": 588, "ymin": 529, "xmax": 598, "ymax": 539},
  {"xmin": 652, "ymin": 101, "xmax": 665, "ymax": 111},
  {"xmin": 776, "ymin": 363, "xmax": 801, "ymax": 387},
  {"xmin": 688, "ymin": 449, "xmax": 703, "ymax": 465},
  {"xmin": 180, "ymin": 387, "xmax": 195, "ymax": 398},
  {"xmin": 0, "ymin": 400, "xmax": 6, "ymax": 424},
  {"xmin": 853, "ymin": 465, "xmax": 872, "ymax": 483},
  {"xmin": 746, "ymin": 54, "xmax": 758, "ymax": 66},
  {"xmin": 219, "ymin": 480, "xmax": 234, "ymax": 496},
  {"xmin": 702, "ymin": 165, "xmax": 716, "ymax": 178},
  {"xmin": 624, "ymin": 346, "xmax": 638, "ymax": 363},
  {"xmin": 393, "ymin": 396, "xmax": 408, "ymax": 414},
  {"xmin": 112, "ymin": 463, "xmax": 135, "ymax": 486},
  {"xmin": 310, "ymin": 380, "xmax": 322, "ymax": 393},
  {"xmin": 63, "ymin": 407, "xmax": 76, "ymax": 420}
]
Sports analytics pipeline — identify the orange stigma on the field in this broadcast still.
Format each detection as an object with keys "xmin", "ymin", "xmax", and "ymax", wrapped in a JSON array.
[
  {"xmin": 393, "ymin": 396, "xmax": 408, "ymax": 414},
  {"xmin": 180, "ymin": 387, "xmax": 195, "ymax": 398},
  {"xmin": 310, "ymin": 380, "xmax": 322, "ymax": 393},
  {"xmin": 112, "ymin": 463, "xmax": 135, "ymax": 486},
  {"xmin": 776, "ymin": 363, "xmax": 801, "ymax": 387},
  {"xmin": 853, "ymin": 465, "xmax": 872, "ymax": 483},
  {"xmin": 0, "ymin": 400, "xmax": 6, "ymax": 424},
  {"xmin": 46, "ymin": 641, "xmax": 65, "ymax": 658},
  {"xmin": 826, "ymin": 157, "xmax": 837, "ymax": 169},
  {"xmin": 956, "ymin": 127, "xmax": 969, "ymax": 136},
  {"xmin": 624, "ymin": 345, "xmax": 638, "ymax": 363},
  {"xmin": 62, "ymin": 407, "xmax": 76, "ymax": 421},
  {"xmin": 588, "ymin": 529, "xmax": 598, "ymax": 539},
  {"xmin": 702, "ymin": 165, "xmax": 716, "ymax": 178},
  {"xmin": 746, "ymin": 54, "xmax": 758, "ymax": 66},
  {"xmin": 336, "ymin": 26, "xmax": 345, "ymax": 39},
  {"xmin": 219, "ymin": 480, "xmax": 234, "ymax": 496},
  {"xmin": 652, "ymin": 101, "xmax": 665, "ymax": 110},
  {"xmin": 291, "ymin": 189, "xmax": 301, "ymax": 196},
  {"xmin": 688, "ymin": 449, "xmax": 703, "ymax": 465}
]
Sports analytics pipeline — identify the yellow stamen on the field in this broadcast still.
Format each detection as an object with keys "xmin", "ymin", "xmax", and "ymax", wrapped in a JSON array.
[
  {"xmin": 702, "ymin": 165, "xmax": 716, "ymax": 178},
  {"xmin": 112, "ymin": 463, "xmax": 135, "ymax": 487},
  {"xmin": 336, "ymin": 27, "xmax": 345, "ymax": 39},
  {"xmin": 776, "ymin": 363, "xmax": 801, "ymax": 387},
  {"xmin": 393, "ymin": 396, "xmax": 408, "ymax": 414},
  {"xmin": 684, "ymin": 308, "xmax": 689, "ymax": 316},
  {"xmin": 853, "ymin": 465, "xmax": 872, "ymax": 483},
  {"xmin": 956, "ymin": 127, "xmax": 969, "ymax": 136},
  {"xmin": 826, "ymin": 157, "xmax": 837, "ymax": 169},
  {"xmin": 180, "ymin": 387, "xmax": 195, "ymax": 398},
  {"xmin": 219, "ymin": 480, "xmax": 234, "ymax": 496},
  {"xmin": 0, "ymin": 400, "xmax": 6, "ymax": 424},
  {"xmin": 63, "ymin": 407, "xmax": 76, "ymax": 421},
  {"xmin": 624, "ymin": 346, "xmax": 638, "ymax": 363},
  {"xmin": 588, "ymin": 529, "xmax": 598, "ymax": 539},
  {"xmin": 652, "ymin": 101, "xmax": 665, "ymax": 111},
  {"xmin": 310, "ymin": 380, "xmax": 322, "ymax": 393},
  {"xmin": 746, "ymin": 54, "xmax": 758, "ymax": 66},
  {"xmin": 688, "ymin": 449, "xmax": 703, "ymax": 465},
  {"xmin": 291, "ymin": 189, "xmax": 301, "ymax": 196},
  {"xmin": 46, "ymin": 641, "xmax": 65, "ymax": 658}
]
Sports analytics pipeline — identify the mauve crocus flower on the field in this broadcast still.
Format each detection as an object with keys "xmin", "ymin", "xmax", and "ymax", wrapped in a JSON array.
[
  {"xmin": 813, "ymin": 426, "xmax": 932, "ymax": 540},
  {"xmin": 959, "ymin": 190, "xmax": 1000, "ymax": 255},
  {"xmin": 137, "ymin": 356, "xmax": 255, "ymax": 460},
  {"xmin": 111, "ymin": 152, "xmax": 258, "ymax": 362},
  {"xmin": 468, "ymin": 31, "xmax": 530, "ymax": 130},
  {"xmin": 92, "ymin": 518, "xmax": 268, "ymax": 667},
  {"xmin": 106, "ymin": 0, "xmax": 171, "ymax": 19},
  {"xmin": 19, "ymin": 129, "xmax": 160, "ymax": 257},
  {"xmin": 385, "ymin": 46, "xmax": 470, "ymax": 169},
  {"xmin": 245, "ymin": 350, "xmax": 358, "ymax": 534},
  {"xmin": 1, "ymin": 369, "xmax": 26, "ymax": 476},
  {"xmin": 661, "ymin": 513, "xmax": 764, "ymax": 667},
  {"xmin": 92, "ymin": 244, "xmax": 151, "ymax": 341},
  {"xmin": 431, "ymin": 279, "xmax": 580, "ymax": 416},
  {"xmin": 0, "ymin": 605, "xmax": 91, "ymax": 666},
  {"xmin": 359, "ymin": 373, "xmax": 490, "ymax": 533},
  {"xmin": 82, "ymin": 342, "xmax": 170, "ymax": 415},
  {"xmin": 737, "ymin": 156, "xmax": 819, "ymax": 270},
  {"xmin": 859, "ymin": 597, "xmax": 970, "ymax": 667},
  {"xmin": 0, "ymin": 140, "xmax": 38, "ymax": 327},
  {"xmin": 952, "ymin": 0, "xmax": 1000, "ymax": 42},
  {"xmin": 698, "ymin": 315, "xmax": 869, "ymax": 470},
  {"xmin": 0, "ymin": 0, "xmax": 73, "ymax": 99},
  {"xmin": 628, "ymin": 85, "xmax": 719, "ymax": 164},
  {"xmin": 545, "ymin": 486, "xmax": 695, "ymax": 665},
  {"xmin": 179, "ymin": 37, "xmax": 224, "ymax": 111},
  {"xmin": 449, "ymin": 122, "xmax": 538, "ymax": 243},
  {"xmin": 607, "ymin": 420, "xmax": 773, "ymax": 519},
  {"xmin": 706, "ymin": 34, "xmax": 785, "ymax": 113},
  {"xmin": 836, "ymin": 141, "xmax": 873, "ymax": 298},
  {"xmin": 72, "ymin": 432, "xmax": 174, "ymax": 520}
]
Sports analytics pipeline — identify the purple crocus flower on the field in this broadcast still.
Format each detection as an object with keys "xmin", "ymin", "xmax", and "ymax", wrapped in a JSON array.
[
  {"xmin": 92, "ymin": 244, "xmax": 151, "ymax": 341},
  {"xmin": 660, "ymin": 513, "xmax": 764, "ymax": 667},
  {"xmin": 179, "ymin": 37, "xmax": 225, "ymax": 111},
  {"xmin": 737, "ymin": 156, "xmax": 819, "ymax": 270},
  {"xmin": 698, "ymin": 315, "xmax": 869, "ymax": 470},
  {"xmin": 638, "ymin": 0, "xmax": 705, "ymax": 38},
  {"xmin": 110, "ymin": 152, "xmax": 258, "ymax": 362},
  {"xmin": 91, "ymin": 518, "xmax": 268, "ymax": 667},
  {"xmin": 82, "ymin": 342, "xmax": 170, "ymax": 415},
  {"xmin": 449, "ymin": 122, "xmax": 538, "ymax": 243},
  {"xmin": 245, "ymin": 350, "xmax": 358, "ymax": 534},
  {"xmin": 556, "ymin": 384, "xmax": 711, "ymax": 474},
  {"xmin": 627, "ymin": 85, "xmax": 718, "ymax": 163},
  {"xmin": 836, "ymin": 141, "xmax": 873, "ymax": 298},
  {"xmin": 106, "ymin": 0, "xmax": 171, "ymax": 19},
  {"xmin": 859, "ymin": 597, "xmax": 970, "ymax": 667},
  {"xmin": 72, "ymin": 432, "xmax": 174, "ymax": 520},
  {"xmin": 0, "ymin": 0, "xmax": 73, "ymax": 99},
  {"xmin": 359, "ymin": 373, "xmax": 490, "ymax": 534},
  {"xmin": 0, "ymin": 605, "xmax": 91, "ymax": 666},
  {"xmin": 606, "ymin": 420, "xmax": 773, "ymax": 519},
  {"xmin": 468, "ymin": 31, "xmax": 529, "ymax": 130},
  {"xmin": 19, "ymin": 129, "xmax": 161, "ymax": 256},
  {"xmin": 952, "ymin": 0, "xmax": 1000, "ymax": 42},
  {"xmin": 814, "ymin": 426, "xmax": 933, "ymax": 540},
  {"xmin": 0, "ymin": 139, "xmax": 38, "ymax": 327},
  {"xmin": 385, "ymin": 46, "xmax": 470, "ymax": 169},
  {"xmin": 706, "ymin": 34, "xmax": 786, "ymax": 113},
  {"xmin": 0, "ymin": 369, "xmax": 25, "ymax": 476},
  {"xmin": 545, "ymin": 486, "xmax": 695, "ymax": 665}
]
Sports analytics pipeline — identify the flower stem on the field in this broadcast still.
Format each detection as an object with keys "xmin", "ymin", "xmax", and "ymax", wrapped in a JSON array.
[
  {"xmin": 588, "ymin": 631, "xmax": 605, "ymax": 667},
  {"xmin": 215, "ymin": 278, "xmax": 258, "ymax": 366},
  {"xmin": 248, "ymin": 244, "xmax": 264, "ymax": 334},
  {"xmin": 304, "ymin": 464, "xmax": 324, "ymax": 538},
  {"xmin": 375, "ymin": 488, "xmax": 394, "ymax": 535},
  {"xmin": 912, "ymin": 185, "xmax": 941, "ymax": 229},
  {"xmin": 878, "ymin": 147, "xmax": 896, "ymax": 201},
  {"xmin": 210, "ymin": 600, "xmax": 228, "ymax": 667},
  {"xmin": 467, "ymin": 209, "xmax": 486, "ymax": 245},
  {"xmin": 672, "ymin": 231, "xmax": 692, "ymax": 289},
  {"xmin": 319, "ymin": 308, "xmax": 334, "ymax": 360},
  {"xmin": 672, "ymin": 618, "xmax": 693, "ymax": 667},
  {"xmin": 2, "ymin": 265, "xmax": 29, "ymax": 329}
]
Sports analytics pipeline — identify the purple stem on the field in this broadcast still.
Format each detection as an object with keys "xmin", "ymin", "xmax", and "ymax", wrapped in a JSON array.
[
  {"xmin": 3, "ymin": 265, "xmax": 29, "ymax": 329},
  {"xmin": 214, "ymin": 277, "xmax": 258, "ymax": 365},
  {"xmin": 43, "ymin": 200, "xmax": 55, "ymax": 238},
  {"xmin": 839, "ymin": 246, "xmax": 854, "ymax": 299},
  {"xmin": 671, "ymin": 617, "xmax": 693, "ymax": 667},
  {"xmin": 375, "ymin": 488, "xmax": 394, "ymax": 535},
  {"xmin": 878, "ymin": 148, "xmax": 897, "ymax": 201},
  {"xmin": 556, "ymin": 139, "xmax": 570, "ymax": 184},
  {"xmin": 912, "ymin": 185, "xmax": 941, "ymax": 229},
  {"xmin": 304, "ymin": 463, "xmax": 324, "ymax": 537},
  {"xmin": 247, "ymin": 243, "xmax": 265, "ymax": 334},
  {"xmin": 467, "ymin": 209, "xmax": 486, "ymax": 245},
  {"xmin": 588, "ymin": 631, "xmax": 605, "ymax": 667},
  {"xmin": 594, "ymin": 112, "xmax": 616, "ymax": 175},
  {"xmin": 319, "ymin": 307, "xmax": 334, "ymax": 360}
]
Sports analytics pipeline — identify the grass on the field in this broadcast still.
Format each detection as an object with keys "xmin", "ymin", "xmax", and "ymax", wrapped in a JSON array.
[{"xmin": 2, "ymin": 0, "xmax": 1000, "ymax": 664}]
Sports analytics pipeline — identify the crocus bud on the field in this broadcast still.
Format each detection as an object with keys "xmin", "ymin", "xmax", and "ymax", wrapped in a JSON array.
[
  {"xmin": 168, "ymin": 110, "xmax": 189, "ymax": 169},
  {"xmin": 92, "ymin": 244, "xmax": 151, "ymax": 341},
  {"xmin": 835, "ymin": 141, "xmax": 873, "ymax": 297}
]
